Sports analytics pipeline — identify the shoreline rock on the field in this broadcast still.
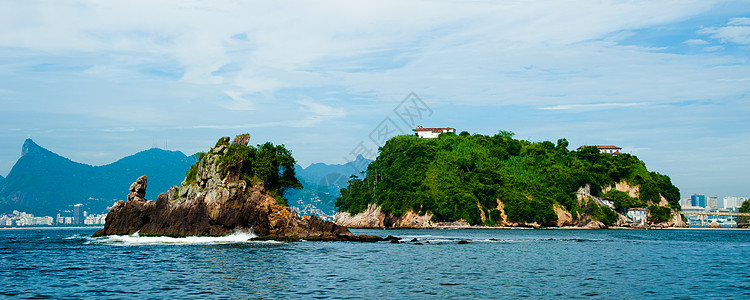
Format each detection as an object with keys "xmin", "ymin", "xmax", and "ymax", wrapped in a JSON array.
[
  {"xmin": 333, "ymin": 203, "xmax": 435, "ymax": 228},
  {"xmin": 334, "ymin": 202, "xmax": 687, "ymax": 230},
  {"xmin": 94, "ymin": 134, "xmax": 384, "ymax": 242}
]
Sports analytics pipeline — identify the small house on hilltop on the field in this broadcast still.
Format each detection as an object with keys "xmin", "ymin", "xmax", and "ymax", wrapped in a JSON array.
[
  {"xmin": 577, "ymin": 145, "xmax": 622, "ymax": 155},
  {"xmin": 414, "ymin": 125, "xmax": 456, "ymax": 139}
]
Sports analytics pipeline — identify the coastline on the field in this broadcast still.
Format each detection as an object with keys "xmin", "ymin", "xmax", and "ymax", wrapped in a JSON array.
[
  {"xmin": 0, "ymin": 226, "xmax": 104, "ymax": 230},
  {"xmin": 346, "ymin": 225, "xmax": 750, "ymax": 230}
]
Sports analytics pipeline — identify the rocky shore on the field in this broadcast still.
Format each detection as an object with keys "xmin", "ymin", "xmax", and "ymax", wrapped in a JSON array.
[
  {"xmin": 94, "ymin": 135, "xmax": 383, "ymax": 242},
  {"xmin": 334, "ymin": 189, "xmax": 687, "ymax": 230}
]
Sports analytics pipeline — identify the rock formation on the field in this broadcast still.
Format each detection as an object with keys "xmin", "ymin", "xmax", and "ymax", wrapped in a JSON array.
[
  {"xmin": 94, "ymin": 134, "xmax": 380, "ymax": 241},
  {"xmin": 334, "ymin": 204, "xmax": 435, "ymax": 228},
  {"xmin": 334, "ymin": 183, "xmax": 687, "ymax": 229},
  {"xmin": 552, "ymin": 204, "xmax": 574, "ymax": 227}
]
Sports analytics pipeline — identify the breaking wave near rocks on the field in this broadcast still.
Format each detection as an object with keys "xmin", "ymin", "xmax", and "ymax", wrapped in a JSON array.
[{"xmin": 86, "ymin": 230, "xmax": 266, "ymax": 246}]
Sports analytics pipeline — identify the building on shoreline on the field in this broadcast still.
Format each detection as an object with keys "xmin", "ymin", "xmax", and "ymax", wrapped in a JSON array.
[
  {"xmin": 627, "ymin": 208, "xmax": 648, "ymax": 226},
  {"xmin": 722, "ymin": 196, "xmax": 747, "ymax": 209},
  {"xmin": 0, "ymin": 211, "xmax": 54, "ymax": 226},
  {"xmin": 1, "ymin": 210, "xmax": 106, "ymax": 227},
  {"xmin": 691, "ymin": 194, "xmax": 706, "ymax": 208}
]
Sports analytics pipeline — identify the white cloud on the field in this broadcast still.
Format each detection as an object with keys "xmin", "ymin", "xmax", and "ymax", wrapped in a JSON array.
[
  {"xmin": 0, "ymin": 0, "xmax": 719, "ymax": 95},
  {"xmin": 699, "ymin": 18, "xmax": 750, "ymax": 44},
  {"xmin": 222, "ymin": 91, "xmax": 256, "ymax": 111},
  {"xmin": 683, "ymin": 39, "xmax": 709, "ymax": 45},
  {"xmin": 299, "ymin": 99, "xmax": 346, "ymax": 120},
  {"xmin": 717, "ymin": 77, "xmax": 750, "ymax": 82},
  {"xmin": 539, "ymin": 102, "xmax": 643, "ymax": 111},
  {"xmin": 700, "ymin": 26, "xmax": 750, "ymax": 44},
  {"xmin": 728, "ymin": 17, "xmax": 750, "ymax": 26},
  {"xmin": 702, "ymin": 45, "xmax": 724, "ymax": 52}
]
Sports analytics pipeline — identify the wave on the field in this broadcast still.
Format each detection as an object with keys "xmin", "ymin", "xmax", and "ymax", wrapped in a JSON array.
[
  {"xmin": 85, "ymin": 231, "xmax": 271, "ymax": 246},
  {"xmin": 63, "ymin": 234, "xmax": 88, "ymax": 240},
  {"xmin": 390, "ymin": 235, "xmax": 608, "ymax": 244}
]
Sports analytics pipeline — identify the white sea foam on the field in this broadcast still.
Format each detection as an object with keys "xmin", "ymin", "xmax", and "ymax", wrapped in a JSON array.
[
  {"xmin": 398, "ymin": 235, "xmax": 436, "ymax": 240},
  {"xmin": 63, "ymin": 234, "xmax": 87, "ymax": 240},
  {"xmin": 86, "ymin": 230, "xmax": 270, "ymax": 246}
]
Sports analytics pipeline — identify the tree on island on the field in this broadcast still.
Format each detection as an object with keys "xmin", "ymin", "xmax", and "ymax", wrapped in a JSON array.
[
  {"xmin": 739, "ymin": 200, "xmax": 750, "ymax": 226},
  {"xmin": 186, "ymin": 137, "xmax": 302, "ymax": 206}
]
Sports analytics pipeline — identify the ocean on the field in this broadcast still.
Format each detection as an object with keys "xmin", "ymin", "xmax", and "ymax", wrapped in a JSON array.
[{"xmin": 1, "ymin": 228, "xmax": 749, "ymax": 299}]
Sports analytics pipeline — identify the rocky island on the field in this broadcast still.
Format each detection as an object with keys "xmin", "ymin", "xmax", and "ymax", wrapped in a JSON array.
[
  {"xmin": 334, "ymin": 131, "xmax": 685, "ymax": 229},
  {"xmin": 94, "ymin": 134, "xmax": 381, "ymax": 241}
]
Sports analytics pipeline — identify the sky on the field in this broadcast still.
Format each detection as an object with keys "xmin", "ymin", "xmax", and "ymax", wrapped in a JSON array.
[{"xmin": 1, "ymin": 1, "xmax": 749, "ymax": 199}]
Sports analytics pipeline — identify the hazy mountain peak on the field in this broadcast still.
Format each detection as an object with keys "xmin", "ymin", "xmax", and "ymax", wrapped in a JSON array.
[{"xmin": 22, "ymin": 138, "xmax": 42, "ymax": 156}]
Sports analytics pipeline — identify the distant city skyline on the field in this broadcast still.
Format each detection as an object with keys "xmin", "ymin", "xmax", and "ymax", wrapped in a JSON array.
[{"xmin": 1, "ymin": 1, "xmax": 749, "ymax": 199}]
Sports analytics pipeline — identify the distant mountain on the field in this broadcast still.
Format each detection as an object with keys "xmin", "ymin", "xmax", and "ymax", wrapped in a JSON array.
[
  {"xmin": 0, "ymin": 175, "xmax": 4, "ymax": 184},
  {"xmin": 286, "ymin": 155, "xmax": 372, "ymax": 219},
  {"xmin": 0, "ymin": 139, "xmax": 196, "ymax": 216}
]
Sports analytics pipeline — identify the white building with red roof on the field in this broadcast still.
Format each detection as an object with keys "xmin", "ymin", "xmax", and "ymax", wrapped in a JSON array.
[
  {"xmin": 413, "ymin": 125, "xmax": 456, "ymax": 139},
  {"xmin": 577, "ymin": 145, "xmax": 622, "ymax": 155}
]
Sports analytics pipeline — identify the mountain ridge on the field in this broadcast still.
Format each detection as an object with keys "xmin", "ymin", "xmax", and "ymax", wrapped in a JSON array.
[
  {"xmin": 0, "ymin": 139, "xmax": 196, "ymax": 216},
  {"xmin": 287, "ymin": 154, "xmax": 372, "ymax": 218}
]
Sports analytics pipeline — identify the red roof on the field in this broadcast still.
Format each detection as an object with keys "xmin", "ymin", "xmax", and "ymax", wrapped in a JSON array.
[
  {"xmin": 414, "ymin": 127, "xmax": 455, "ymax": 133},
  {"xmin": 581, "ymin": 145, "xmax": 622, "ymax": 150}
]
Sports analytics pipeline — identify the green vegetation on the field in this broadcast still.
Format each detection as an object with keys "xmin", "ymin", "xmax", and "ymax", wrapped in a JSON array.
[
  {"xmin": 590, "ymin": 201, "xmax": 618, "ymax": 226},
  {"xmin": 648, "ymin": 205, "xmax": 672, "ymax": 223},
  {"xmin": 336, "ymin": 132, "xmax": 680, "ymax": 225},
  {"xmin": 185, "ymin": 136, "xmax": 302, "ymax": 202},
  {"xmin": 600, "ymin": 189, "xmax": 644, "ymax": 211},
  {"xmin": 739, "ymin": 200, "xmax": 750, "ymax": 225},
  {"xmin": 184, "ymin": 152, "xmax": 206, "ymax": 184},
  {"xmin": 488, "ymin": 209, "xmax": 501, "ymax": 223}
]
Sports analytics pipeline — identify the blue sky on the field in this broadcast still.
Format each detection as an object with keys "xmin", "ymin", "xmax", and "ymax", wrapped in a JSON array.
[{"xmin": 1, "ymin": 1, "xmax": 749, "ymax": 199}]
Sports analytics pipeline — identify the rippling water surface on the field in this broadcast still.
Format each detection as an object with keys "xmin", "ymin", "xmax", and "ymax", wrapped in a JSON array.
[{"xmin": 1, "ymin": 228, "xmax": 749, "ymax": 298}]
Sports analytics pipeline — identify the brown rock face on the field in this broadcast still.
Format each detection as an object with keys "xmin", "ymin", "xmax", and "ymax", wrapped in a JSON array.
[
  {"xmin": 127, "ymin": 175, "xmax": 147, "ymax": 202},
  {"xmin": 93, "ymin": 134, "xmax": 368, "ymax": 241},
  {"xmin": 552, "ymin": 204, "xmax": 573, "ymax": 227}
]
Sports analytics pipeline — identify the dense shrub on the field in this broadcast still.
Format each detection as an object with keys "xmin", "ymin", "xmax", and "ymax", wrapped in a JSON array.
[
  {"xmin": 739, "ymin": 200, "xmax": 750, "ymax": 225},
  {"xmin": 592, "ymin": 203, "xmax": 618, "ymax": 226},
  {"xmin": 649, "ymin": 205, "xmax": 672, "ymax": 223},
  {"xmin": 601, "ymin": 189, "xmax": 644, "ymax": 212},
  {"xmin": 489, "ymin": 209, "xmax": 502, "ymax": 222}
]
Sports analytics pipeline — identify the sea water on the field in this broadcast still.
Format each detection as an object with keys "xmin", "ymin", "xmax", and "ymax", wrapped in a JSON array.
[{"xmin": 1, "ymin": 228, "xmax": 749, "ymax": 298}]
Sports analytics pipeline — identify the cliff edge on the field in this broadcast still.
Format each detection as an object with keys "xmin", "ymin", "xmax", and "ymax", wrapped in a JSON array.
[{"xmin": 94, "ymin": 134, "xmax": 375, "ymax": 241}]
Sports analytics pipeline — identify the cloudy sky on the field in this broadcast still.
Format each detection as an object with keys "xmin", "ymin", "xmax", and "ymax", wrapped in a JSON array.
[{"xmin": 1, "ymin": 1, "xmax": 749, "ymax": 199}]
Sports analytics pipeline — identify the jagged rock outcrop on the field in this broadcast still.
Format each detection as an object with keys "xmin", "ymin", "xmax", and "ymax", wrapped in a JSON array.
[
  {"xmin": 552, "ymin": 204, "xmax": 574, "ymax": 227},
  {"xmin": 94, "ymin": 134, "xmax": 379, "ymax": 241},
  {"xmin": 127, "ymin": 175, "xmax": 148, "ymax": 202}
]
